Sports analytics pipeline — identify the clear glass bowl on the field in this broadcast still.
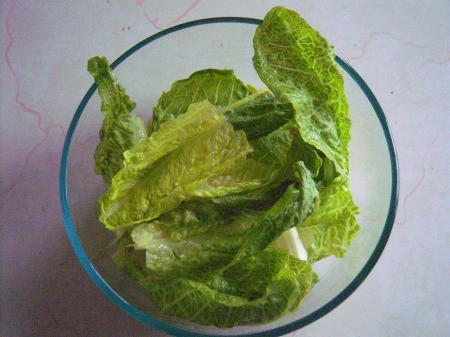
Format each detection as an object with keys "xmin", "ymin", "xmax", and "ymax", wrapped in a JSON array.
[{"xmin": 60, "ymin": 18, "xmax": 398, "ymax": 337}]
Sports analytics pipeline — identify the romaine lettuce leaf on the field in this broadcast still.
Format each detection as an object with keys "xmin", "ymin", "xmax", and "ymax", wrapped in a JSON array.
[
  {"xmin": 253, "ymin": 6, "xmax": 351, "ymax": 177},
  {"xmin": 152, "ymin": 68, "xmax": 292, "ymax": 139},
  {"xmin": 181, "ymin": 113, "xmax": 297, "ymax": 201},
  {"xmin": 112, "ymin": 234, "xmax": 147, "ymax": 281},
  {"xmin": 152, "ymin": 69, "xmax": 256, "ymax": 131},
  {"xmin": 209, "ymin": 180, "xmax": 291, "ymax": 210},
  {"xmin": 207, "ymin": 248, "xmax": 316, "ymax": 300},
  {"xmin": 147, "ymin": 200, "xmax": 229, "ymax": 240},
  {"xmin": 88, "ymin": 56, "xmax": 147, "ymax": 184},
  {"xmin": 130, "ymin": 208, "xmax": 257, "ymax": 279},
  {"xmin": 188, "ymin": 159, "xmax": 276, "ymax": 199},
  {"xmin": 98, "ymin": 100, "xmax": 251, "ymax": 229},
  {"xmin": 297, "ymin": 182, "xmax": 360, "ymax": 262},
  {"xmin": 234, "ymin": 162, "xmax": 318, "ymax": 261},
  {"xmin": 250, "ymin": 123, "xmax": 322, "ymax": 180},
  {"xmin": 225, "ymin": 93, "xmax": 293, "ymax": 139},
  {"xmin": 204, "ymin": 123, "xmax": 321, "ymax": 208},
  {"xmin": 126, "ymin": 161, "xmax": 318, "ymax": 281},
  {"xmin": 205, "ymin": 124, "xmax": 300, "ymax": 202},
  {"xmin": 139, "ymin": 248, "xmax": 317, "ymax": 327}
]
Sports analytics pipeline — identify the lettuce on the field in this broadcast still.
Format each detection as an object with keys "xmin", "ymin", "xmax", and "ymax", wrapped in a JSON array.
[
  {"xmin": 139, "ymin": 248, "xmax": 317, "ymax": 328},
  {"xmin": 152, "ymin": 68, "xmax": 292, "ymax": 139},
  {"xmin": 98, "ymin": 100, "xmax": 251, "ymax": 229},
  {"xmin": 130, "ymin": 205, "xmax": 255, "ymax": 279},
  {"xmin": 88, "ymin": 56, "xmax": 147, "ymax": 184},
  {"xmin": 233, "ymin": 162, "xmax": 318, "ymax": 262},
  {"xmin": 152, "ymin": 69, "xmax": 255, "ymax": 131},
  {"xmin": 298, "ymin": 182, "xmax": 360, "ymax": 262},
  {"xmin": 253, "ymin": 6, "xmax": 351, "ymax": 178},
  {"xmin": 89, "ymin": 5, "xmax": 360, "ymax": 328}
]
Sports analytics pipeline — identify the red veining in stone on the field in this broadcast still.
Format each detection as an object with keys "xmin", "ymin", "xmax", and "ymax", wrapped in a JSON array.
[
  {"xmin": 2, "ymin": 5, "xmax": 65, "ymax": 195},
  {"xmin": 168, "ymin": 0, "xmax": 201, "ymax": 25}
]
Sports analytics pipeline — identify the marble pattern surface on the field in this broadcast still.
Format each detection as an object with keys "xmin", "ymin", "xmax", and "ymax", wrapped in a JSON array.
[{"xmin": 1, "ymin": 1, "xmax": 448, "ymax": 336}]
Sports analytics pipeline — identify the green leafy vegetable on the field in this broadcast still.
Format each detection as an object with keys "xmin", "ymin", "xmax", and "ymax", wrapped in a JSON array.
[
  {"xmin": 234, "ymin": 162, "xmax": 318, "ymax": 261},
  {"xmin": 225, "ymin": 93, "xmax": 293, "ymax": 139},
  {"xmin": 297, "ymin": 182, "xmax": 360, "ymax": 262},
  {"xmin": 139, "ymin": 248, "xmax": 317, "ymax": 328},
  {"xmin": 98, "ymin": 100, "xmax": 251, "ymax": 229},
  {"xmin": 113, "ymin": 234, "xmax": 148, "ymax": 281},
  {"xmin": 152, "ymin": 69, "xmax": 256, "ymax": 131},
  {"xmin": 253, "ymin": 6, "xmax": 351, "ymax": 178},
  {"xmin": 152, "ymin": 68, "xmax": 292, "ymax": 139},
  {"xmin": 130, "ymin": 205, "xmax": 255, "ymax": 278},
  {"xmin": 88, "ymin": 56, "xmax": 147, "ymax": 184},
  {"xmin": 90, "ymin": 5, "xmax": 361, "ymax": 329}
]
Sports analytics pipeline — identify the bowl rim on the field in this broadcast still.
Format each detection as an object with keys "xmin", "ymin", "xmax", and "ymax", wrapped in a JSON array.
[{"xmin": 59, "ymin": 17, "xmax": 399, "ymax": 337}]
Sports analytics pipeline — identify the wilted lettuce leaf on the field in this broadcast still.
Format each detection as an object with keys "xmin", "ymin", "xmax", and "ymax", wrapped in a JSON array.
[
  {"xmin": 209, "ymin": 181, "xmax": 291, "ymax": 210},
  {"xmin": 152, "ymin": 68, "xmax": 292, "ymax": 139},
  {"xmin": 225, "ymin": 93, "xmax": 293, "ymax": 139},
  {"xmin": 147, "ymin": 200, "xmax": 229, "ymax": 240},
  {"xmin": 208, "ymin": 124, "xmax": 300, "ymax": 202},
  {"xmin": 251, "ymin": 123, "xmax": 322, "ymax": 179},
  {"xmin": 188, "ymin": 159, "xmax": 276, "ymax": 199},
  {"xmin": 139, "ymin": 248, "xmax": 317, "ymax": 328},
  {"xmin": 130, "ymin": 207, "xmax": 257, "ymax": 279},
  {"xmin": 112, "ymin": 234, "xmax": 147, "ymax": 281},
  {"xmin": 205, "ymin": 123, "xmax": 321, "ymax": 209},
  {"xmin": 88, "ymin": 56, "xmax": 147, "ymax": 184},
  {"xmin": 234, "ymin": 162, "xmax": 318, "ymax": 261},
  {"xmin": 98, "ymin": 101, "xmax": 251, "ymax": 229},
  {"xmin": 253, "ymin": 6, "xmax": 351, "ymax": 177},
  {"xmin": 207, "ymin": 248, "xmax": 316, "ymax": 300},
  {"xmin": 179, "ymin": 110, "xmax": 298, "ymax": 201},
  {"xmin": 127, "ymin": 161, "xmax": 318, "ymax": 281},
  {"xmin": 152, "ymin": 69, "xmax": 256, "ymax": 131},
  {"xmin": 297, "ymin": 182, "xmax": 360, "ymax": 262}
]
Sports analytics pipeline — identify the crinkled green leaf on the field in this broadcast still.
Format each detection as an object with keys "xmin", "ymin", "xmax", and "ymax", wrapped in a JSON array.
[
  {"xmin": 189, "ymin": 118, "xmax": 296, "ymax": 201},
  {"xmin": 206, "ymin": 123, "xmax": 320, "ymax": 208},
  {"xmin": 88, "ymin": 56, "xmax": 147, "ymax": 184},
  {"xmin": 207, "ymin": 249, "xmax": 316, "ymax": 300},
  {"xmin": 149, "ymin": 200, "xmax": 229, "ymax": 240},
  {"xmin": 289, "ymin": 130, "xmax": 324, "ymax": 177},
  {"xmin": 131, "ymin": 208, "xmax": 257, "ymax": 279},
  {"xmin": 253, "ymin": 6, "xmax": 351, "ymax": 177},
  {"xmin": 250, "ymin": 123, "xmax": 322, "ymax": 179},
  {"xmin": 152, "ymin": 68, "xmax": 292, "ymax": 139},
  {"xmin": 152, "ymin": 69, "xmax": 256, "ymax": 131},
  {"xmin": 225, "ymin": 93, "xmax": 293, "ymax": 139},
  {"xmin": 139, "ymin": 248, "xmax": 317, "ymax": 327},
  {"xmin": 249, "ymin": 123, "xmax": 294, "ymax": 167},
  {"xmin": 209, "ymin": 181, "xmax": 291, "ymax": 210},
  {"xmin": 188, "ymin": 159, "xmax": 275, "ymax": 199},
  {"xmin": 234, "ymin": 162, "xmax": 318, "ymax": 261},
  {"xmin": 112, "ymin": 234, "xmax": 147, "ymax": 281},
  {"xmin": 297, "ymin": 182, "xmax": 360, "ymax": 262},
  {"xmin": 98, "ymin": 101, "xmax": 251, "ymax": 229},
  {"xmin": 207, "ymin": 124, "xmax": 299, "ymax": 203}
]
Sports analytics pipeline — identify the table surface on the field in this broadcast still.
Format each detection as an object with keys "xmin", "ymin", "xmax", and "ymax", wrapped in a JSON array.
[{"xmin": 1, "ymin": 1, "xmax": 449, "ymax": 336}]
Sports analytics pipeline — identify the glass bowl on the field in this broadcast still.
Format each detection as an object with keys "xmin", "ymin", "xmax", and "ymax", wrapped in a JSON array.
[{"xmin": 60, "ymin": 17, "xmax": 398, "ymax": 337}]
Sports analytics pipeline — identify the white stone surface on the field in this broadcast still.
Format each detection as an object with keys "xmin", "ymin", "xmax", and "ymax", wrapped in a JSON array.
[{"xmin": 1, "ymin": 1, "xmax": 448, "ymax": 336}]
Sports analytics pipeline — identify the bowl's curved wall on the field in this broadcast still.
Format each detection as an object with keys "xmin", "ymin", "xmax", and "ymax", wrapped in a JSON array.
[{"xmin": 60, "ymin": 18, "xmax": 398, "ymax": 337}]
